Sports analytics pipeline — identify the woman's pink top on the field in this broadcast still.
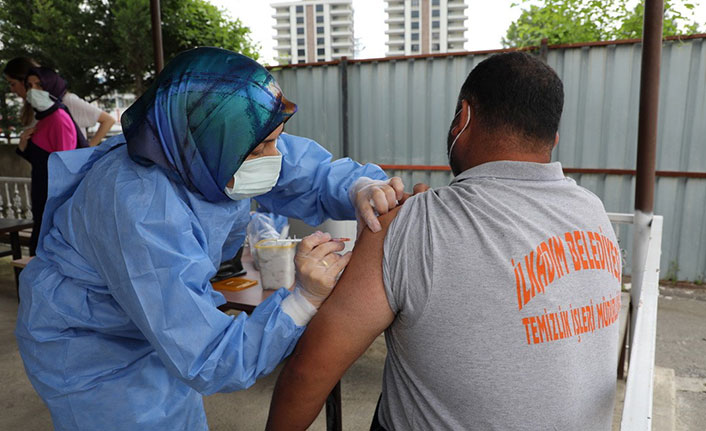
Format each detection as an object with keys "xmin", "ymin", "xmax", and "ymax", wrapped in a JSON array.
[{"xmin": 31, "ymin": 109, "xmax": 77, "ymax": 153}]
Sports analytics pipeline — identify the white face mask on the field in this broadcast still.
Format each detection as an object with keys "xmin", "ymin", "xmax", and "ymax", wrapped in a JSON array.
[
  {"xmin": 26, "ymin": 88, "xmax": 55, "ymax": 112},
  {"xmin": 224, "ymin": 154, "xmax": 283, "ymax": 200}
]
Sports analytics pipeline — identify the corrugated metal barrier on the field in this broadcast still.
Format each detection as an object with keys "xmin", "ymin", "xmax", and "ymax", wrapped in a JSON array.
[{"xmin": 269, "ymin": 35, "xmax": 706, "ymax": 281}]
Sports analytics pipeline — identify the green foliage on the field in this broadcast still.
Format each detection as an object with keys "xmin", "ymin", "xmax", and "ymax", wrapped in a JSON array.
[
  {"xmin": 0, "ymin": 0, "xmax": 259, "ymax": 100},
  {"xmin": 665, "ymin": 260, "xmax": 680, "ymax": 282},
  {"xmin": 0, "ymin": 81, "xmax": 23, "ymax": 143},
  {"xmin": 503, "ymin": 0, "xmax": 703, "ymax": 48}
]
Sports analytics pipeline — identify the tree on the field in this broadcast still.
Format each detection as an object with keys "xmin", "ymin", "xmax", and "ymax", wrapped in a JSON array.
[
  {"xmin": 502, "ymin": 0, "xmax": 702, "ymax": 48},
  {"xmin": 0, "ymin": 0, "xmax": 258, "ymax": 102},
  {"xmin": 0, "ymin": 81, "xmax": 23, "ymax": 144}
]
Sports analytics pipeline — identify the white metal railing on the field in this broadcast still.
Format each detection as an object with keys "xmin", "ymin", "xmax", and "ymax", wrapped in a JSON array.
[
  {"xmin": 607, "ymin": 212, "xmax": 663, "ymax": 430},
  {"xmin": 0, "ymin": 176, "xmax": 32, "ymax": 220}
]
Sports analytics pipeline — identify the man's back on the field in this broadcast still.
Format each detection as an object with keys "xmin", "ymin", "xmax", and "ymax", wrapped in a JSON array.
[{"xmin": 380, "ymin": 161, "xmax": 621, "ymax": 430}]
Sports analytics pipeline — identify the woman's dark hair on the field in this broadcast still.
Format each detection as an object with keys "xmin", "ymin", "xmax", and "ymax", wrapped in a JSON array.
[
  {"xmin": 3, "ymin": 57, "xmax": 40, "ymax": 81},
  {"xmin": 458, "ymin": 51, "xmax": 564, "ymax": 148},
  {"xmin": 4, "ymin": 57, "xmax": 41, "ymax": 126}
]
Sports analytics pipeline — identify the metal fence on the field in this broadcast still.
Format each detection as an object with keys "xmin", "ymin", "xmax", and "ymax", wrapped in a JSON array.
[{"xmin": 270, "ymin": 35, "xmax": 706, "ymax": 281}]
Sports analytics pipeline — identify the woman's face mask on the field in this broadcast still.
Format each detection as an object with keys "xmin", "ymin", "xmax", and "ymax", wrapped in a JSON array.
[
  {"xmin": 26, "ymin": 88, "xmax": 55, "ymax": 112},
  {"xmin": 224, "ymin": 153, "xmax": 282, "ymax": 200}
]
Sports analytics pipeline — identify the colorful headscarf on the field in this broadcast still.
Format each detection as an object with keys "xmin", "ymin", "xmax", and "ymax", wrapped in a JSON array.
[{"xmin": 123, "ymin": 47, "xmax": 297, "ymax": 202}]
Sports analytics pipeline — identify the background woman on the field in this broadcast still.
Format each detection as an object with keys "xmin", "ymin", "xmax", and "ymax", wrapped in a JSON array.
[
  {"xmin": 4, "ymin": 56, "xmax": 116, "ymax": 146},
  {"xmin": 16, "ymin": 67, "xmax": 80, "ymax": 255}
]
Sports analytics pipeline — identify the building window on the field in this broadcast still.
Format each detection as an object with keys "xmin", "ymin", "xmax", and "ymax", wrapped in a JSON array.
[
  {"xmin": 316, "ymin": 4, "xmax": 323, "ymax": 12},
  {"xmin": 432, "ymin": 0, "xmax": 440, "ymax": 5},
  {"xmin": 298, "ymin": 49, "xmax": 305, "ymax": 56},
  {"xmin": 411, "ymin": 33, "xmax": 419, "ymax": 41},
  {"xmin": 317, "ymin": 37, "xmax": 325, "ymax": 45},
  {"xmin": 298, "ymin": 38, "xmax": 305, "ymax": 45},
  {"xmin": 298, "ymin": 59, "xmax": 306, "ymax": 64},
  {"xmin": 432, "ymin": 9, "xmax": 440, "ymax": 17},
  {"xmin": 297, "ymin": 27, "xmax": 304, "ymax": 35},
  {"xmin": 432, "ymin": 43, "xmax": 441, "ymax": 51},
  {"xmin": 412, "ymin": 0, "xmax": 419, "ymax": 5},
  {"xmin": 432, "ymin": 32, "xmax": 440, "ymax": 40},
  {"xmin": 411, "ymin": 44, "xmax": 419, "ymax": 52},
  {"xmin": 295, "ymin": 5, "xmax": 303, "ymax": 13},
  {"xmin": 317, "ymin": 26, "xmax": 324, "ymax": 34},
  {"xmin": 317, "ymin": 15, "xmax": 324, "ymax": 23},
  {"xmin": 296, "ymin": 16, "xmax": 304, "ymax": 24},
  {"xmin": 411, "ymin": 21, "xmax": 419, "ymax": 30},
  {"xmin": 318, "ymin": 48, "xmax": 325, "ymax": 55},
  {"xmin": 318, "ymin": 57, "xmax": 325, "ymax": 62},
  {"xmin": 432, "ymin": 20, "xmax": 440, "ymax": 29},
  {"xmin": 411, "ymin": 10, "xmax": 419, "ymax": 18}
]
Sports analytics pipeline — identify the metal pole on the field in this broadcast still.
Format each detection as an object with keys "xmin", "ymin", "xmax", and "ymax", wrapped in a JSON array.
[
  {"xmin": 339, "ymin": 57, "xmax": 349, "ymax": 158},
  {"xmin": 630, "ymin": 0, "xmax": 663, "ymax": 355},
  {"xmin": 150, "ymin": 0, "xmax": 165, "ymax": 73}
]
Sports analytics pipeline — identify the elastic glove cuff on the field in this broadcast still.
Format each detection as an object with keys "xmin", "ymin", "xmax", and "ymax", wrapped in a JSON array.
[
  {"xmin": 281, "ymin": 284, "xmax": 318, "ymax": 326},
  {"xmin": 348, "ymin": 176, "xmax": 389, "ymax": 206}
]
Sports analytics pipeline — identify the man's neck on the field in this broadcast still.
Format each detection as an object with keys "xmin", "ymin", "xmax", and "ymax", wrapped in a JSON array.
[{"xmin": 459, "ymin": 133, "xmax": 552, "ymax": 172}]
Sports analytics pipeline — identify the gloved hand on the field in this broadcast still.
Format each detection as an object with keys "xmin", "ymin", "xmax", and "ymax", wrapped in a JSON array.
[
  {"xmin": 349, "ymin": 176, "xmax": 405, "ymax": 233},
  {"xmin": 294, "ymin": 231, "xmax": 352, "ymax": 308}
]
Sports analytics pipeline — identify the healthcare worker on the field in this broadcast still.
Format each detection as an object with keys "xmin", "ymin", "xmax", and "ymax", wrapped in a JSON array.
[{"xmin": 15, "ymin": 47, "xmax": 403, "ymax": 431}]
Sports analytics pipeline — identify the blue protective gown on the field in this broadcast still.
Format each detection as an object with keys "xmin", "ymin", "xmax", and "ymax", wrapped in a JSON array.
[{"xmin": 15, "ymin": 132, "xmax": 386, "ymax": 430}]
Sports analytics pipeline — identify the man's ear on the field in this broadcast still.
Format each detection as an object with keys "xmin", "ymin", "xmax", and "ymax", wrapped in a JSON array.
[{"xmin": 553, "ymin": 132, "xmax": 559, "ymax": 149}]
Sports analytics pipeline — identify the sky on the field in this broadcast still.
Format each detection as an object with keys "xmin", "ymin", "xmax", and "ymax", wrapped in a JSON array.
[{"xmin": 211, "ymin": 0, "xmax": 705, "ymax": 65}]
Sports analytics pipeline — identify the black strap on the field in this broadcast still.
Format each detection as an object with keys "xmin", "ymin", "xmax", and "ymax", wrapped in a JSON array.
[{"xmin": 369, "ymin": 393, "xmax": 387, "ymax": 431}]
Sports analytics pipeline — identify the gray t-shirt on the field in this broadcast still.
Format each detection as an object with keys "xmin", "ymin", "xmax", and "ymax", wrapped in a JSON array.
[{"xmin": 380, "ymin": 161, "xmax": 621, "ymax": 430}]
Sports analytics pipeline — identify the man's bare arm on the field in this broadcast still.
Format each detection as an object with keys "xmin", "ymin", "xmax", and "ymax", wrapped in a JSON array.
[{"xmin": 266, "ymin": 207, "xmax": 401, "ymax": 430}]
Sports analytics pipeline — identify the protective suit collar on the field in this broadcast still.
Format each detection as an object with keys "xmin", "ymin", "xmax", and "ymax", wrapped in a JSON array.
[{"xmin": 122, "ymin": 47, "xmax": 297, "ymax": 203}]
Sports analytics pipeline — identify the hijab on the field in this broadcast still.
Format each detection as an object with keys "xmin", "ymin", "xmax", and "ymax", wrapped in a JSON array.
[{"xmin": 122, "ymin": 47, "xmax": 297, "ymax": 203}]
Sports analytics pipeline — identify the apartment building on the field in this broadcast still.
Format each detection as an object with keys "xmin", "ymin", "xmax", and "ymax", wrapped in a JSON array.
[
  {"xmin": 385, "ymin": 0, "xmax": 468, "ymax": 56},
  {"xmin": 272, "ymin": 0, "xmax": 354, "ymax": 64}
]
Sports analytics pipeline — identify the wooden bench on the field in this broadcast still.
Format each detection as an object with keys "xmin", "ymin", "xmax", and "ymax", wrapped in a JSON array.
[
  {"xmin": 11, "ymin": 255, "xmax": 33, "ymax": 269},
  {"xmin": 11, "ymin": 255, "xmax": 33, "ymax": 300}
]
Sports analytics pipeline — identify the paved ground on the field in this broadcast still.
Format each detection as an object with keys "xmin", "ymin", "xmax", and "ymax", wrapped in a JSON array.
[
  {"xmin": 1, "ymin": 255, "xmax": 704, "ymax": 430},
  {"xmin": 655, "ymin": 285, "xmax": 706, "ymax": 431}
]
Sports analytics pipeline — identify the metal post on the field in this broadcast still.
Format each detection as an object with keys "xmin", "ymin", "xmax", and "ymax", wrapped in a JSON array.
[
  {"xmin": 630, "ymin": 0, "xmax": 663, "ymax": 351},
  {"xmin": 339, "ymin": 57, "xmax": 349, "ymax": 158},
  {"xmin": 539, "ymin": 38, "xmax": 549, "ymax": 62},
  {"xmin": 150, "ymin": 0, "xmax": 165, "ymax": 73}
]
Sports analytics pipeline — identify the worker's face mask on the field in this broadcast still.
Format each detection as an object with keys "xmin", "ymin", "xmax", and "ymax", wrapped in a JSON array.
[
  {"xmin": 26, "ymin": 88, "xmax": 55, "ymax": 112},
  {"xmin": 224, "ymin": 153, "xmax": 283, "ymax": 200}
]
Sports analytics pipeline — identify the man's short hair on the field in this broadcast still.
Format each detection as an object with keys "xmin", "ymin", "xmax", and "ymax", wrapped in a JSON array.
[{"xmin": 459, "ymin": 51, "xmax": 564, "ymax": 147}]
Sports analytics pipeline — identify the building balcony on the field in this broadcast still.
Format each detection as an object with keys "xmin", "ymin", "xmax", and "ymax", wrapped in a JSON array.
[
  {"xmin": 384, "ymin": 27, "xmax": 405, "ymax": 35},
  {"xmin": 331, "ymin": 18, "xmax": 353, "ymax": 26},
  {"xmin": 331, "ymin": 29, "xmax": 353, "ymax": 37},
  {"xmin": 384, "ymin": 16, "xmax": 404, "ymax": 24},
  {"xmin": 272, "ymin": 11, "xmax": 290, "ymax": 19},
  {"xmin": 331, "ymin": 40, "xmax": 353, "ymax": 48},
  {"xmin": 275, "ymin": 45, "xmax": 292, "ymax": 51},
  {"xmin": 274, "ymin": 33, "xmax": 291, "ymax": 40},
  {"xmin": 329, "ymin": 8, "xmax": 352, "ymax": 16},
  {"xmin": 448, "ymin": 12, "xmax": 467, "ymax": 21},
  {"xmin": 385, "ymin": 49, "xmax": 405, "ymax": 56},
  {"xmin": 448, "ymin": 24, "xmax": 466, "ymax": 32},
  {"xmin": 274, "ymin": 22, "xmax": 290, "ymax": 29}
]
